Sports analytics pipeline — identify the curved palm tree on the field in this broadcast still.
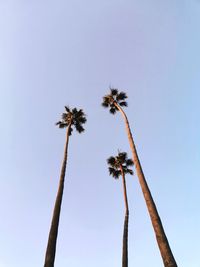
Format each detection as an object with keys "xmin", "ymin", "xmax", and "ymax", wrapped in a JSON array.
[
  {"xmin": 102, "ymin": 88, "xmax": 177, "ymax": 267},
  {"xmin": 44, "ymin": 106, "xmax": 87, "ymax": 267},
  {"xmin": 107, "ymin": 152, "xmax": 133, "ymax": 267}
]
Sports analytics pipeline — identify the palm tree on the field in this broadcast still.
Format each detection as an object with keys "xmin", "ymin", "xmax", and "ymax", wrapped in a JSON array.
[
  {"xmin": 102, "ymin": 88, "xmax": 177, "ymax": 267},
  {"xmin": 107, "ymin": 152, "xmax": 133, "ymax": 267},
  {"xmin": 44, "ymin": 106, "xmax": 87, "ymax": 267}
]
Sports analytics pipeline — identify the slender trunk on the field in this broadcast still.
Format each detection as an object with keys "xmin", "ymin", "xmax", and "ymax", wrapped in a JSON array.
[
  {"xmin": 44, "ymin": 124, "xmax": 71, "ymax": 267},
  {"xmin": 120, "ymin": 166, "xmax": 129, "ymax": 267},
  {"xmin": 116, "ymin": 104, "xmax": 177, "ymax": 267}
]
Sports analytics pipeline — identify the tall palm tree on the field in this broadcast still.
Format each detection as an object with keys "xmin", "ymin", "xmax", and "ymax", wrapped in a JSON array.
[
  {"xmin": 107, "ymin": 152, "xmax": 133, "ymax": 267},
  {"xmin": 44, "ymin": 106, "xmax": 87, "ymax": 267},
  {"xmin": 102, "ymin": 88, "xmax": 177, "ymax": 267}
]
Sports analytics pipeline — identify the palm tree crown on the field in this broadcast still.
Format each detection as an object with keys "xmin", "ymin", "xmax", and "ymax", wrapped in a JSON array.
[
  {"xmin": 55, "ymin": 106, "xmax": 87, "ymax": 135},
  {"xmin": 102, "ymin": 88, "xmax": 128, "ymax": 114},
  {"xmin": 107, "ymin": 152, "xmax": 133, "ymax": 179}
]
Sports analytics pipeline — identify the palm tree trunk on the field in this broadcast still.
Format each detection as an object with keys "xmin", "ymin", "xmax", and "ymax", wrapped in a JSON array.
[
  {"xmin": 44, "ymin": 124, "xmax": 71, "ymax": 267},
  {"xmin": 116, "ymin": 104, "xmax": 177, "ymax": 267},
  {"xmin": 121, "ymin": 167, "xmax": 129, "ymax": 267}
]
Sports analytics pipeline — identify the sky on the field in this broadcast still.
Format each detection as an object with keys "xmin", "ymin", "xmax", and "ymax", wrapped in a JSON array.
[{"xmin": 0, "ymin": 0, "xmax": 200, "ymax": 266}]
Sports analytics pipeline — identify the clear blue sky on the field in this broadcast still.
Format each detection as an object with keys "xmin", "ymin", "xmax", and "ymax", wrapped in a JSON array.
[{"xmin": 0, "ymin": 1, "xmax": 200, "ymax": 266}]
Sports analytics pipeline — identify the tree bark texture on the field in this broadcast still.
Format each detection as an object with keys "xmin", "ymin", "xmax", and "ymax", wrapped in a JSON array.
[
  {"xmin": 116, "ymin": 104, "xmax": 177, "ymax": 267},
  {"xmin": 44, "ymin": 125, "xmax": 71, "ymax": 267},
  {"xmin": 122, "ymin": 214, "xmax": 129, "ymax": 267},
  {"xmin": 121, "ymin": 168, "xmax": 129, "ymax": 267}
]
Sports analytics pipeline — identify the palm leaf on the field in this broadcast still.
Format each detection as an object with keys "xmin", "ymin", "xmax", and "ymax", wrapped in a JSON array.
[
  {"xmin": 75, "ymin": 123, "xmax": 85, "ymax": 133},
  {"xmin": 110, "ymin": 103, "xmax": 115, "ymax": 108},
  {"xmin": 125, "ymin": 168, "xmax": 133, "ymax": 175},
  {"xmin": 72, "ymin": 108, "xmax": 78, "ymax": 114},
  {"xmin": 109, "ymin": 167, "xmax": 120, "ymax": 179},
  {"xmin": 119, "ymin": 101, "xmax": 128, "ymax": 107},
  {"xmin": 110, "ymin": 107, "xmax": 117, "ymax": 114},
  {"xmin": 126, "ymin": 159, "xmax": 134, "ymax": 166},
  {"xmin": 118, "ymin": 152, "xmax": 127, "ymax": 163},
  {"xmin": 69, "ymin": 127, "xmax": 73, "ymax": 135},
  {"xmin": 114, "ymin": 170, "xmax": 121, "ymax": 178},
  {"xmin": 77, "ymin": 108, "xmax": 83, "ymax": 114},
  {"xmin": 107, "ymin": 156, "xmax": 116, "ymax": 167},
  {"xmin": 78, "ymin": 116, "xmax": 87, "ymax": 124},
  {"xmin": 62, "ymin": 113, "xmax": 68, "ymax": 120},
  {"xmin": 65, "ymin": 106, "xmax": 71, "ymax": 112},
  {"xmin": 109, "ymin": 167, "xmax": 115, "ymax": 175},
  {"xmin": 55, "ymin": 121, "xmax": 61, "ymax": 126},
  {"xmin": 58, "ymin": 122, "xmax": 67, "ymax": 129},
  {"xmin": 116, "ymin": 92, "xmax": 127, "ymax": 101},
  {"xmin": 102, "ymin": 102, "xmax": 109, "ymax": 108},
  {"xmin": 111, "ymin": 88, "xmax": 118, "ymax": 96},
  {"xmin": 102, "ymin": 96, "xmax": 110, "ymax": 105}
]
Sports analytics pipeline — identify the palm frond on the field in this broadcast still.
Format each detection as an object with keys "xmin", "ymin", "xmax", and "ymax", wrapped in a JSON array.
[
  {"xmin": 107, "ymin": 156, "xmax": 116, "ymax": 167},
  {"xmin": 102, "ymin": 96, "xmax": 111, "ymax": 105},
  {"xmin": 69, "ymin": 127, "xmax": 73, "ymax": 136},
  {"xmin": 77, "ymin": 108, "xmax": 83, "ymax": 114},
  {"xmin": 62, "ymin": 113, "xmax": 68, "ymax": 120},
  {"xmin": 55, "ymin": 121, "xmax": 67, "ymax": 128},
  {"xmin": 128, "ymin": 169, "xmax": 133, "ymax": 175},
  {"xmin": 109, "ymin": 167, "xmax": 120, "ymax": 179},
  {"xmin": 116, "ymin": 91, "xmax": 127, "ymax": 101},
  {"xmin": 58, "ymin": 122, "xmax": 67, "ymax": 129},
  {"xmin": 125, "ymin": 168, "xmax": 133, "ymax": 175},
  {"xmin": 119, "ymin": 101, "xmax": 128, "ymax": 107},
  {"xmin": 110, "ymin": 88, "xmax": 118, "ymax": 96},
  {"xmin": 110, "ymin": 103, "xmax": 115, "ymax": 108},
  {"xmin": 110, "ymin": 107, "xmax": 117, "ymax": 114},
  {"xmin": 75, "ymin": 123, "xmax": 85, "ymax": 133},
  {"xmin": 69, "ymin": 107, "xmax": 87, "ymax": 133},
  {"xmin": 118, "ymin": 152, "xmax": 127, "ymax": 163},
  {"xmin": 102, "ymin": 102, "xmax": 109, "ymax": 108},
  {"xmin": 126, "ymin": 159, "xmax": 134, "ymax": 166},
  {"xmin": 108, "ymin": 167, "xmax": 115, "ymax": 175},
  {"xmin": 73, "ymin": 109, "xmax": 87, "ymax": 124},
  {"xmin": 114, "ymin": 170, "xmax": 121, "ymax": 179},
  {"xmin": 72, "ymin": 108, "xmax": 78, "ymax": 114},
  {"xmin": 65, "ymin": 106, "xmax": 71, "ymax": 113},
  {"xmin": 78, "ymin": 116, "xmax": 87, "ymax": 124},
  {"xmin": 76, "ymin": 109, "xmax": 85, "ymax": 118}
]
